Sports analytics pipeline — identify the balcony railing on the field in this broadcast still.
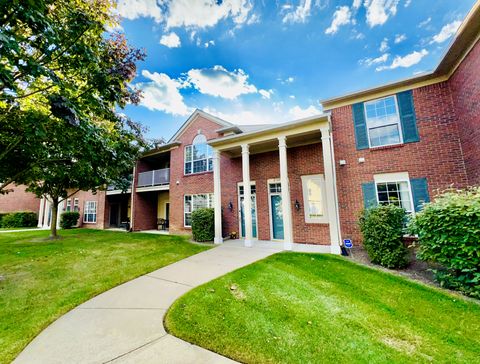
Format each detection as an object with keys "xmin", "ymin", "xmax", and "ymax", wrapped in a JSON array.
[{"xmin": 137, "ymin": 168, "xmax": 170, "ymax": 188}]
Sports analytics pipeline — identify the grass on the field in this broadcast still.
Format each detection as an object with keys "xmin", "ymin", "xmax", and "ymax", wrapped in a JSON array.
[
  {"xmin": 0, "ymin": 229, "xmax": 209, "ymax": 363},
  {"xmin": 166, "ymin": 252, "xmax": 480, "ymax": 364}
]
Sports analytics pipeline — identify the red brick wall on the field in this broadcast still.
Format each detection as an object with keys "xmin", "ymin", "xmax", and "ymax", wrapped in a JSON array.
[
  {"xmin": 131, "ymin": 159, "xmax": 158, "ymax": 231},
  {"xmin": 168, "ymin": 115, "xmax": 224, "ymax": 235},
  {"xmin": 331, "ymin": 82, "xmax": 469, "ymax": 243},
  {"xmin": 221, "ymin": 143, "xmax": 331, "ymax": 245},
  {"xmin": 65, "ymin": 190, "xmax": 107, "ymax": 229},
  {"xmin": 449, "ymin": 39, "xmax": 480, "ymax": 185},
  {"xmin": 0, "ymin": 184, "xmax": 40, "ymax": 214}
]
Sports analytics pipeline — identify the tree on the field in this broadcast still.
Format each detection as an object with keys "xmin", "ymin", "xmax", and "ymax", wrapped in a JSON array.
[{"xmin": 0, "ymin": 0, "xmax": 147, "ymax": 237}]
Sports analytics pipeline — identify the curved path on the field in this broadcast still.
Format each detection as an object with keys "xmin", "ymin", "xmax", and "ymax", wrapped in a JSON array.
[{"xmin": 14, "ymin": 241, "xmax": 281, "ymax": 364}]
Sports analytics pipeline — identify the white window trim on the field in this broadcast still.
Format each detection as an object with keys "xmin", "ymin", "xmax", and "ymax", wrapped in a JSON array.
[
  {"xmin": 374, "ymin": 172, "xmax": 414, "ymax": 213},
  {"xmin": 301, "ymin": 174, "xmax": 328, "ymax": 224},
  {"xmin": 83, "ymin": 201, "xmax": 97, "ymax": 223},
  {"xmin": 184, "ymin": 135, "xmax": 214, "ymax": 176},
  {"xmin": 237, "ymin": 182, "xmax": 258, "ymax": 239},
  {"xmin": 364, "ymin": 95, "xmax": 403, "ymax": 148},
  {"xmin": 183, "ymin": 193, "xmax": 214, "ymax": 228},
  {"xmin": 267, "ymin": 178, "xmax": 283, "ymax": 241}
]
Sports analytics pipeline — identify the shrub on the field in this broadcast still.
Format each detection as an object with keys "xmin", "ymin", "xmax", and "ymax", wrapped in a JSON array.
[
  {"xmin": 191, "ymin": 208, "xmax": 215, "ymax": 242},
  {"xmin": 410, "ymin": 188, "xmax": 480, "ymax": 298},
  {"xmin": 359, "ymin": 204, "xmax": 408, "ymax": 269},
  {"xmin": 0, "ymin": 211, "xmax": 38, "ymax": 228},
  {"xmin": 60, "ymin": 211, "xmax": 80, "ymax": 229}
]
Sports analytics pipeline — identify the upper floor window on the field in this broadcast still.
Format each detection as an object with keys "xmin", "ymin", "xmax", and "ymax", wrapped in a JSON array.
[
  {"xmin": 184, "ymin": 134, "xmax": 213, "ymax": 175},
  {"xmin": 66, "ymin": 199, "xmax": 71, "ymax": 212},
  {"xmin": 364, "ymin": 95, "xmax": 402, "ymax": 147}
]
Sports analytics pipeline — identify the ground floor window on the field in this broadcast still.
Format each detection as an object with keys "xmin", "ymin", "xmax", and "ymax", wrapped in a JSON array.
[
  {"xmin": 83, "ymin": 201, "xmax": 97, "ymax": 223},
  {"xmin": 301, "ymin": 174, "xmax": 328, "ymax": 223},
  {"xmin": 374, "ymin": 172, "xmax": 413, "ymax": 212},
  {"xmin": 184, "ymin": 193, "xmax": 214, "ymax": 227}
]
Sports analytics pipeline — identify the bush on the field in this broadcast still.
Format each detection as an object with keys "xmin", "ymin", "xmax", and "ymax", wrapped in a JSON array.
[
  {"xmin": 60, "ymin": 211, "xmax": 80, "ymax": 229},
  {"xmin": 0, "ymin": 211, "xmax": 38, "ymax": 228},
  {"xmin": 410, "ymin": 188, "xmax": 480, "ymax": 298},
  {"xmin": 191, "ymin": 208, "xmax": 215, "ymax": 242},
  {"xmin": 359, "ymin": 204, "xmax": 408, "ymax": 269}
]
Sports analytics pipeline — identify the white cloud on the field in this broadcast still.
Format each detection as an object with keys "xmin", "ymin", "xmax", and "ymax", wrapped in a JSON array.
[
  {"xmin": 165, "ymin": 0, "xmax": 253, "ymax": 29},
  {"xmin": 379, "ymin": 37, "xmax": 389, "ymax": 52},
  {"xmin": 186, "ymin": 65, "xmax": 258, "ymax": 100},
  {"xmin": 117, "ymin": 0, "xmax": 254, "ymax": 29},
  {"xmin": 203, "ymin": 107, "xmax": 277, "ymax": 125},
  {"xmin": 361, "ymin": 53, "xmax": 389, "ymax": 66},
  {"xmin": 376, "ymin": 49, "xmax": 428, "ymax": 71},
  {"xmin": 325, "ymin": 6, "xmax": 352, "ymax": 35},
  {"xmin": 431, "ymin": 20, "xmax": 462, "ymax": 44},
  {"xmin": 352, "ymin": 0, "xmax": 362, "ymax": 9},
  {"xmin": 136, "ymin": 70, "xmax": 190, "ymax": 116},
  {"xmin": 289, "ymin": 95, "xmax": 296, "ymax": 99},
  {"xmin": 283, "ymin": 0, "xmax": 313, "ymax": 24},
  {"xmin": 259, "ymin": 89, "xmax": 273, "ymax": 99},
  {"xmin": 394, "ymin": 33, "xmax": 407, "ymax": 43},
  {"xmin": 418, "ymin": 17, "xmax": 431, "ymax": 28},
  {"xmin": 288, "ymin": 105, "xmax": 322, "ymax": 119},
  {"xmin": 405, "ymin": 0, "xmax": 412, "ymax": 7},
  {"xmin": 116, "ymin": 0, "xmax": 163, "ymax": 22},
  {"xmin": 204, "ymin": 40, "xmax": 215, "ymax": 48},
  {"xmin": 159, "ymin": 32, "xmax": 181, "ymax": 48},
  {"xmin": 364, "ymin": 0, "xmax": 400, "ymax": 27}
]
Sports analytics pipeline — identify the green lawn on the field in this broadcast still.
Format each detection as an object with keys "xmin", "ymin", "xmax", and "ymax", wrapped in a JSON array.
[
  {"xmin": 0, "ymin": 229, "xmax": 209, "ymax": 364},
  {"xmin": 166, "ymin": 252, "xmax": 480, "ymax": 364}
]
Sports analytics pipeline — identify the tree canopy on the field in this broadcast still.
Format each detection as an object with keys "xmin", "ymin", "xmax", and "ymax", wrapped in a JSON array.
[{"xmin": 0, "ymin": 0, "xmax": 147, "ymax": 237}]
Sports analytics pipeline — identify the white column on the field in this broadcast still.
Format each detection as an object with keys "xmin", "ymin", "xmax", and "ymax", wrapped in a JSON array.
[
  {"xmin": 320, "ymin": 126, "xmax": 342, "ymax": 254},
  {"xmin": 43, "ymin": 198, "xmax": 51, "ymax": 227},
  {"xmin": 278, "ymin": 136, "xmax": 294, "ymax": 250},
  {"xmin": 37, "ymin": 197, "xmax": 45, "ymax": 227},
  {"xmin": 56, "ymin": 200, "xmax": 64, "ymax": 229},
  {"xmin": 213, "ymin": 149, "xmax": 223, "ymax": 244},
  {"xmin": 241, "ymin": 144, "xmax": 253, "ymax": 247}
]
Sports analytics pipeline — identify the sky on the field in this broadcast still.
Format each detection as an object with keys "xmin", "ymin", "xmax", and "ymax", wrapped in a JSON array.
[{"xmin": 113, "ymin": 0, "xmax": 476, "ymax": 140}]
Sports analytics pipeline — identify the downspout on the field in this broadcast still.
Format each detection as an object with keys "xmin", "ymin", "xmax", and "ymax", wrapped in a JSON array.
[
  {"xmin": 327, "ymin": 114, "xmax": 343, "ymax": 246},
  {"xmin": 129, "ymin": 165, "xmax": 136, "ymax": 232}
]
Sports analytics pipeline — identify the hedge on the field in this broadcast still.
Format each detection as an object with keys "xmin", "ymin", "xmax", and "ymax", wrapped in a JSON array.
[
  {"xmin": 359, "ymin": 204, "xmax": 408, "ymax": 269},
  {"xmin": 60, "ymin": 211, "xmax": 80, "ymax": 229},
  {"xmin": 191, "ymin": 208, "xmax": 215, "ymax": 242},
  {"xmin": 410, "ymin": 188, "xmax": 480, "ymax": 298},
  {"xmin": 0, "ymin": 211, "xmax": 38, "ymax": 228}
]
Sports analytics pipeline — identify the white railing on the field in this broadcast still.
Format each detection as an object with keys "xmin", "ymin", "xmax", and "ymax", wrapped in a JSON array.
[{"xmin": 137, "ymin": 168, "xmax": 170, "ymax": 187}]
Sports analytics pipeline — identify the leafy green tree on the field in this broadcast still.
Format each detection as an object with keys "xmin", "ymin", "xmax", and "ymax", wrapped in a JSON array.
[{"xmin": 0, "ymin": 0, "xmax": 147, "ymax": 237}]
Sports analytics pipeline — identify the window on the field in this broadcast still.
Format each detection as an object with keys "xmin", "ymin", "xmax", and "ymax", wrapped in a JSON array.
[
  {"xmin": 83, "ymin": 201, "xmax": 97, "ymax": 223},
  {"xmin": 269, "ymin": 183, "xmax": 281, "ymax": 193},
  {"xmin": 239, "ymin": 184, "xmax": 256, "ymax": 195},
  {"xmin": 66, "ymin": 199, "xmax": 71, "ymax": 212},
  {"xmin": 184, "ymin": 134, "xmax": 214, "ymax": 175},
  {"xmin": 73, "ymin": 198, "xmax": 79, "ymax": 212},
  {"xmin": 374, "ymin": 173, "xmax": 414, "ymax": 213},
  {"xmin": 301, "ymin": 175, "xmax": 328, "ymax": 223},
  {"xmin": 364, "ymin": 95, "xmax": 402, "ymax": 147},
  {"xmin": 184, "ymin": 193, "xmax": 214, "ymax": 227}
]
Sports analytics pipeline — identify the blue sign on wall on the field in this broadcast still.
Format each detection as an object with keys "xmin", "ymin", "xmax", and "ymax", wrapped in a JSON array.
[{"xmin": 343, "ymin": 239, "xmax": 353, "ymax": 248}]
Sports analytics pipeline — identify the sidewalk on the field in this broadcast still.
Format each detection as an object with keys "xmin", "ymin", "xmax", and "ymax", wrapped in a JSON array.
[{"xmin": 14, "ymin": 241, "xmax": 282, "ymax": 364}]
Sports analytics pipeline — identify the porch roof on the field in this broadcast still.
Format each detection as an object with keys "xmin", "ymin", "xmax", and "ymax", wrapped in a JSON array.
[{"xmin": 208, "ymin": 114, "xmax": 330, "ymax": 156}]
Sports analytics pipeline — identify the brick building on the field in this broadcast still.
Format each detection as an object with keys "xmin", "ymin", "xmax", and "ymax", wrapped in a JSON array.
[{"xmin": 1, "ymin": 2, "xmax": 478, "ymax": 254}]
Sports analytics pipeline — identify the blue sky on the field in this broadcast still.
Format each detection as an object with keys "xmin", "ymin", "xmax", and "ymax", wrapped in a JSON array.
[{"xmin": 114, "ymin": 0, "xmax": 476, "ymax": 140}]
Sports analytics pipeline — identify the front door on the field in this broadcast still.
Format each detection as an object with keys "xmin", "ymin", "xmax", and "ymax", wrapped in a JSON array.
[
  {"xmin": 239, "ymin": 184, "xmax": 257, "ymax": 238},
  {"xmin": 269, "ymin": 182, "xmax": 284, "ymax": 240}
]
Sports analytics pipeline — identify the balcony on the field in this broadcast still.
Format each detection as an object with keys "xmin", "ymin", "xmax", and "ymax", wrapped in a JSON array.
[
  {"xmin": 137, "ymin": 168, "xmax": 170, "ymax": 191},
  {"xmin": 106, "ymin": 176, "xmax": 133, "ymax": 195}
]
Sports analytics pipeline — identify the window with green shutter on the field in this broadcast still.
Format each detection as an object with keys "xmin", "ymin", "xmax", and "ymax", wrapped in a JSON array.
[
  {"xmin": 397, "ymin": 90, "xmax": 420, "ymax": 143},
  {"xmin": 410, "ymin": 177, "xmax": 430, "ymax": 212}
]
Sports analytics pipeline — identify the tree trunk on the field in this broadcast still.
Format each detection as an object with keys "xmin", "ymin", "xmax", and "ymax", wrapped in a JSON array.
[{"xmin": 49, "ymin": 196, "xmax": 59, "ymax": 239}]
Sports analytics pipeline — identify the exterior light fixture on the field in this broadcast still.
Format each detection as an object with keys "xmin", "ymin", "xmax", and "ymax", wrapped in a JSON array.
[
  {"xmin": 228, "ymin": 201, "xmax": 234, "ymax": 211},
  {"xmin": 294, "ymin": 200, "xmax": 301, "ymax": 211}
]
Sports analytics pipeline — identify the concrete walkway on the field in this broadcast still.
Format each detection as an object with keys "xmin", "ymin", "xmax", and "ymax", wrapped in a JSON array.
[{"xmin": 14, "ymin": 241, "xmax": 282, "ymax": 364}]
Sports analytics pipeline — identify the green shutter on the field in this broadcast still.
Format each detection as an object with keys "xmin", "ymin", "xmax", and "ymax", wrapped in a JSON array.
[
  {"xmin": 352, "ymin": 102, "xmax": 369, "ymax": 150},
  {"xmin": 397, "ymin": 90, "xmax": 420, "ymax": 143},
  {"xmin": 410, "ymin": 178, "xmax": 430, "ymax": 212},
  {"xmin": 362, "ymin": 182, "xmax": 377, "ymax": 209}
]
